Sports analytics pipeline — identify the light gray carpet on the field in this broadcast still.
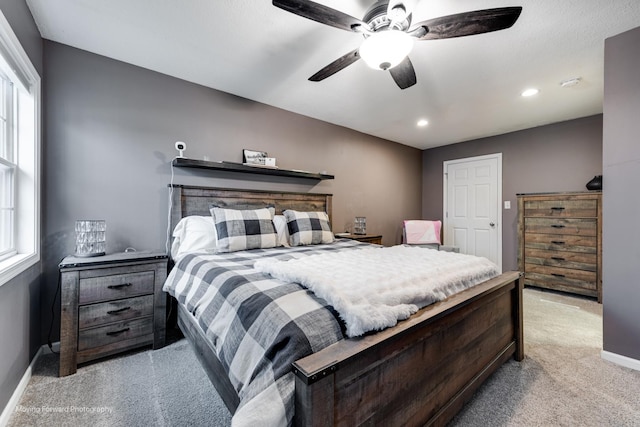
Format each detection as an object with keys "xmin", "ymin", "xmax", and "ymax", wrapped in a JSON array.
[
  {"xmin": 452, "ymin": 288, "xmax": 640, "ymax": 426},
  {"xmin": 8, "ymin": 288, "xmax": 640, "ymax": 426},
  {"xmin": 8, "ymin": 337, "xmax": 232, "ymax": 426}
]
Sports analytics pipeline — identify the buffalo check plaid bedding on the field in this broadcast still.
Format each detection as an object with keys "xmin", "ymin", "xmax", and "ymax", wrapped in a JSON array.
[
  {"xmin": 211, "ymin": 206, "xmax": 278, "ymax": 252},
  {"xmin": 283, "ymin": 210, "xmax": 334, "ymax": 246},
  {"xmin": 163, "ymin": 239, "xmax": 371, "ymax": 427}
]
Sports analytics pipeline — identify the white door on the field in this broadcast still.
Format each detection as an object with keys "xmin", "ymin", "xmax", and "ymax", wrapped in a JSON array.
[{"xmin": 443, "ymin": 154, "xmax": 502, "ymax": 271}]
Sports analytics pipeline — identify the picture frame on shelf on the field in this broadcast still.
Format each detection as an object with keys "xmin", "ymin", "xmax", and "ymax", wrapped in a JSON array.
[{"xmin": 243, "ymin": 149, "xmax": 268, "ymax": 166}]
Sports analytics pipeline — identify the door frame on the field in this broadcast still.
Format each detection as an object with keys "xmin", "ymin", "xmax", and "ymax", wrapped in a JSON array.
[{"xmin": 442, "ymin": 153, "xmax": 503, "ymax": 271}]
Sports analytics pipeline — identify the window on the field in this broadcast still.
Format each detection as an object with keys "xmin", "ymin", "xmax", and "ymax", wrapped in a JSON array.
[
  {"xmin": 0, "ymin": 10, "xmax": 40, "ymax": 286},
  {"xmin": 0, "ymin": 73, "xmax": 15, "ymax": 260}
]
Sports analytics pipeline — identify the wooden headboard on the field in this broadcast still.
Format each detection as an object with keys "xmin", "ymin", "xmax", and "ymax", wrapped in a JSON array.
[{"xmin": 169, "ymin": 185, "xmax": 333, "ymax": 232}]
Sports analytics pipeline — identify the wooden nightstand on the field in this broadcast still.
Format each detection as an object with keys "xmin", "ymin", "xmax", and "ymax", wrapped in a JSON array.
[
  {"xmin": 58, "ymin": 251, "xmax": 168, "ymax": 376},
  {"xmin": 338, "ymin": 234, "xmax": 383, "ymax": 245}
]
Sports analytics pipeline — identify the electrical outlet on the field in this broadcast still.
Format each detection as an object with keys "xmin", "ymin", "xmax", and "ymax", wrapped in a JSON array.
[{"xmin": 504, "ymin": 201, "xmax": 511, "ymax": 209}]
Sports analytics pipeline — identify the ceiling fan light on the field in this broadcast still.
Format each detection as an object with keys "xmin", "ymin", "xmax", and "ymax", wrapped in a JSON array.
[{"xmin": 359, "ymin": 30, "xmax": 414, "ymax": 71}]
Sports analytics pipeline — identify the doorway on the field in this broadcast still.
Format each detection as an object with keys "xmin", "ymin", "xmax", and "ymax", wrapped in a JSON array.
[{"xmin": 443, "ymin": 153, "xmax": 502, "ymax": 271}]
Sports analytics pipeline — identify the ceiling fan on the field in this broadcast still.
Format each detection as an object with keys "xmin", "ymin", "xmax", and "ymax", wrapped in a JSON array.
[{"xmin": 272, "ymin": 0, "xmax": 522, "ymax": 89}]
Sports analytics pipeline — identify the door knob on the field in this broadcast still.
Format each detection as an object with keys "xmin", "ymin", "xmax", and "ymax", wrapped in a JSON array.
[{"xmin": 489, "ymin": 222, "xmax": 496, "ymax": 227}]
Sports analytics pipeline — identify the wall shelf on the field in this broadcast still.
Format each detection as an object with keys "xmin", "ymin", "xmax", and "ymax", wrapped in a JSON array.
[{"xmin": 172, "ymin": 158, "xmax": 334, "ymax": 180}]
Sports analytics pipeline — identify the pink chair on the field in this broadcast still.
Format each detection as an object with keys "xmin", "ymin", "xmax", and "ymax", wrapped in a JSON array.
[{"xmin": 403, "ymin": 220, "xmax": 459, "ymax": 252}]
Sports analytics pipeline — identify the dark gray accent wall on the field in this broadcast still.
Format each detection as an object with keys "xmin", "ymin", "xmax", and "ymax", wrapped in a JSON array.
[
  {"xmin": 42, "ymin": 41, "xmax": 422, "ymax": 341},
  {"xmin": 602, "ymin": 26, "xmax": 640, "ymax": 361},
  {"xmin": 422, "ymin": 115, "xmax": 603, "ymax": 270},
  {"xmin": 0, "ymin": 0, "xmax": 42, "ymax": 415}
]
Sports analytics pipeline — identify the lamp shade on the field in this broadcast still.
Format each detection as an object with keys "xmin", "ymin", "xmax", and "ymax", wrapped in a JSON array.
[
  {"xmin": 359, "ymin": 30, "xmax": 414, "ymax": 71},
  {"xmin": 75, "ymin": 220, "xmax": 106, "ymax": 257}
]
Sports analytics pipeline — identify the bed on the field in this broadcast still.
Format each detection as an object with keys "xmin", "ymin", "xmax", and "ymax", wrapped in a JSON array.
[{"xmin": 165, "ymin": 184, "xmax": 524, "ymax": 426}]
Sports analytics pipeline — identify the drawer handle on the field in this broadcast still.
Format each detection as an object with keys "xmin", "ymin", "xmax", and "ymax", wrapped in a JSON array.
[
  {"xmin": 551, "ymin": 224, "xmax": 566, "ymax": 228},
  {"xmin": 107, "ymin": 306, "xmax": 131, "ymax": 315},
  {"xmin": 550, "ymin": 207, "xmax": 566, "ymax": 211},
  {"xmin": 551, "ymin": 257, "xmax": 566, "ymax": 261},
  {"xmin": 551, "ymin": 241, "xmax": 565, "ymax": 245},
  {"xmin": 551, "ymin": 273, "xmax": 566, "ymax": 278},
  {"xmin": 107, "ymin": 283, "xmax": 132, "ymax": 290},
  {"xmin": 106, "ymin": 327, "xmax": 130, "ymax": 336}
]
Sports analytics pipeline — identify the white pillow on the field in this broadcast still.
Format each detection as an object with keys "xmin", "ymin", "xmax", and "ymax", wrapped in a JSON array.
[
  {"xmin": 272, "ymin": 215, "xmax": 290, "ymax": 247},
  {"xmin": 171, "ymin": 215, "xmax": 217, "ymax": 259}
]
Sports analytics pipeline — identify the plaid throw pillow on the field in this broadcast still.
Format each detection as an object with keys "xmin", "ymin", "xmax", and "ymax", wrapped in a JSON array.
[
  {"xmin": 283, "ymin": 210, "xmax": 334, "ymax": 246},
  {"xmin": 210, "ymin": 206, "xmax": 278, "ymax": 253}
]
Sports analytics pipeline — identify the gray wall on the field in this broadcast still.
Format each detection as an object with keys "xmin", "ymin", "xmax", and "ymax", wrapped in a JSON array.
[
  {"xmin": 602, "ymin": 27, "xmax": 640, "ymax": 361},
  {"xmin": 41, "ymin": 41, "xmax": 423, "ymax": 341},
  {"xmin": 422, "ymin": 115, "xmax": 603, "ymax": 271},
  {"xmin": 0, "ymin": 0, "xmax": 43, "ymax": 415}
]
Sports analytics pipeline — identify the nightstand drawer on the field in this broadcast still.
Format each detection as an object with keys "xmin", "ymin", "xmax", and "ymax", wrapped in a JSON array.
[
  {"xmin": 339, "ymin": 234, "xmax": 383, "ymax": 245},
  {"xmin": 78, "ymin": 317, "xmax": 153, "ymax": 351},
  {"xmin": 79, "ymin": 271, "xmax": 155, "ymax": 304},
  {"xmin": 78, "ymin": 295, "xmax": 154, "ymax": 329}
]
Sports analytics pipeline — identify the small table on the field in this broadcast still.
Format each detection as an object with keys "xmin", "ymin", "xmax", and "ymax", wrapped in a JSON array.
[
  {"xmin": 338, "ymin": 234, "xmax": 383, "ymax": 245},
  {"xmin": 58, "ymin": 251, "xmax": 168, "ymax": 376}
]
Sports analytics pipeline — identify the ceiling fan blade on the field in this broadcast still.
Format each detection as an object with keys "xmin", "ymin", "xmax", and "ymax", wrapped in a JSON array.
[
  {"xmin": 273, "ymin": 0, "xmax": 367, "ymax": 33},
  {"xmin": 389, "ymin": 56, "xmax": 417, "ymax": 89},
  {"xmin": 309, "ymin": 49, "xmax": 361, "ymax": 82},
  {"xmin": 410, "ymin": 7, "xmax": 522, "ymax": 41}
]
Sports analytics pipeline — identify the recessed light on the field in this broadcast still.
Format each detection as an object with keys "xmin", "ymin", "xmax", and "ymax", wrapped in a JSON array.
[
  {"xmin": 417, "ymin": 119, "xmax": 429, "ymax": 127},
  {"xmin": 521, "ymin": 88, "xmax": 539, "ymax": 97}
]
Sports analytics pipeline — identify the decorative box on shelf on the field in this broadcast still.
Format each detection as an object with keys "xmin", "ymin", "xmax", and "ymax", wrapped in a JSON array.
[{"xmin": 58, "ymin": 251, "xmax": 168, "ymax": 376}]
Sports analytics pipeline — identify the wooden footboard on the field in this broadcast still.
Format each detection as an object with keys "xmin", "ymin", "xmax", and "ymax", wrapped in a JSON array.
[{"xmin": 292, "ymin": 271, "xmax": 523, "ymax": 427}]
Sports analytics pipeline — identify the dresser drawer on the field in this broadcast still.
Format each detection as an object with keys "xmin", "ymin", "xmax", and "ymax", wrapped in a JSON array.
[
  {"xmin": 525, "ymin": 263, "xmax": 596, "ymax": 284},
  {"xmin": 525, "ymin": 272, "xmax": 597, "ymax": 294},
  {"xmin": 79, "ymin": 271, "xmax": 155, "ymax": 304},
  {"xmin": 524, "ymin": 218, "xmax": 597, "ymax": 236},
  {"xmin": 523, "ymin": 233, "xmax": 597, "ymax": 253},
  {"xmin": 524, "ymin": 199, "xmax": 597, "ymax": 218},
  {"xmin": 524, "ymin": 248, "xmax": 597, "ymax": 271},
  {"xmin": 78, "ymin": 295, "xmax": 154, "ymax": 329},
  {"xmin": 78, "ymin": 317, "xmax": 153, "ymax": 351}
]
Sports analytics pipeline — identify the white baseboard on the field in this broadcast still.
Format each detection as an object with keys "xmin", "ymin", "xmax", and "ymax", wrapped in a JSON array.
[
  {"xmin": 0, "ymin": 342, "xmax": 59, "ymax": 427},
  {"xmin": 601, "ymin": 350, "xmax": 640, "ymax": 372}
]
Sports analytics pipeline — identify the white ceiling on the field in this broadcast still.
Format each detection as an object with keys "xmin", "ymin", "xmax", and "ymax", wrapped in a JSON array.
[{"xmin": 26, "ymin": 0, "xmax": 640, "ymax": 149}]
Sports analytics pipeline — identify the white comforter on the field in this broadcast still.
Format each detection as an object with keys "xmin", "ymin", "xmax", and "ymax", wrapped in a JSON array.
[{"xmin": 254, "ymin": 245, "xmax": 499, "ymax": 337}]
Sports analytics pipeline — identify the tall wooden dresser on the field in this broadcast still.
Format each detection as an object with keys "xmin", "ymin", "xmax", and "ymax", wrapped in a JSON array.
[{"xmin": 517, "ymin": 191, "xmax": 602, "ymax": 302}]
